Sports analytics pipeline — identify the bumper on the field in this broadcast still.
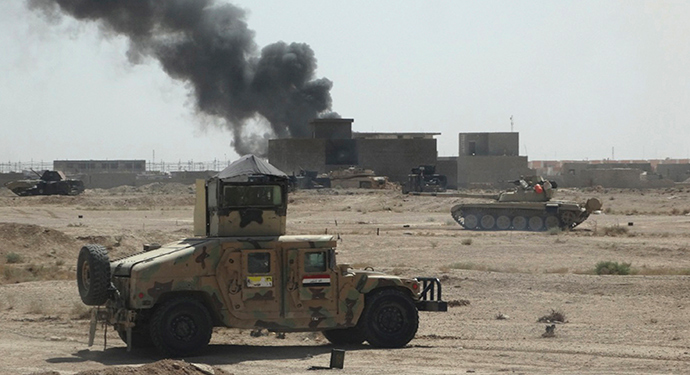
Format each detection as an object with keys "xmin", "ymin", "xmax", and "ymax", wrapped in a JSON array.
[{"xmin": 415, "ymin": 277, "xmax": 448, "ymax": 312}]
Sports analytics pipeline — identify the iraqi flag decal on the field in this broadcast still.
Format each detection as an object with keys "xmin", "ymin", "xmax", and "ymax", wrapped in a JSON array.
[{"xmin": 302, "ymin": 274, "xmax": 331, "ymax": 287}]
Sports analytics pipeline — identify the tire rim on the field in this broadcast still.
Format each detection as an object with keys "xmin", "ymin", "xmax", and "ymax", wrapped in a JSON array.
[
  {"xmin": 81, "ymin": 260, "xmax": 91, "ymax": 291},
  {"xmin": 377, "ymin": 305, "xmax": 404, "ymax": 334},
  {"xmin": 171, "ymin": 315, "xmax": 197, "ymax": 342}
]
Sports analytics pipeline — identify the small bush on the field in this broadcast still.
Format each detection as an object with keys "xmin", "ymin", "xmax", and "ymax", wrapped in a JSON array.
[
  {"xmin": 537, "ymin": 309, "xmax": 567, "ymax": 323},
  {"xmin": 595, "ymin": 261, "xmax": 631, "ymax": 275},
  {"xmin": 6, "ymin": 252, "xmax": 23, "ymax": 264},
  {"xmin": 600, "ymin": 225, "xmax": 629, "ymax": 237},
  {"xmin": 461, "ymin": 238, "xmax": 473, "ymax": 246}
]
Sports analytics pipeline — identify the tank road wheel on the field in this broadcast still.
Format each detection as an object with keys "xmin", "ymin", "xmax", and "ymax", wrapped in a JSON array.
[
  {"xmin": 544, "ymin": 215, "xmax": 560, "ymax": 230},
  {"xmin": 150, "ymin": 297, "xmax": 213, "ymax": 357},
  {"xmin": 480, "ymin": 215, "xmax": 496, "ymax": 230},
  {"xmin": 512, "ymin": 216, "xmax": 527, "ymax": 231},
  {"xmin": 463, "ymin": 214, "xmax": 479, "ymax": 230},
  {"xmin": 77, "ymin": 244, "xmax": 110, "ymax": 306},
  {"xmin": 359, "ymin": 289, "xmax": 419, "ymax": 348},
  {"xmin": 560, "ymin": 211, "xmax": 577, "ymax": 229},
  {"xmin": 323, "ymin": 327, "xmax": 365, "ymax": 345},
  {"xmin": 496, "ymin": 215, "xmax": 511, "ymax": 230},
  {"xmin": 528, "ymin": 216, "xmax": 544, "ymax": 231}
]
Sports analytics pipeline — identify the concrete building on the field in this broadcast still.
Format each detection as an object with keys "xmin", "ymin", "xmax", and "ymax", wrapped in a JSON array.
[
  {"xmin": 456, "ymin": 132, "xmax": 532, "ymax": 188},
  {"xmin": 268, "ymin": 118, "xmax": 439, "ymax": 183},
  {"xmin": 54, "ymin": 160, "xmax": 146, "ymax": 174}
]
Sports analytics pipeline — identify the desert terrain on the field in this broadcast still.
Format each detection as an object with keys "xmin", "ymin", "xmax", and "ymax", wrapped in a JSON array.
[{"xmin": 0, "ymin": 184, "xmax": 689, "ymax": 374}]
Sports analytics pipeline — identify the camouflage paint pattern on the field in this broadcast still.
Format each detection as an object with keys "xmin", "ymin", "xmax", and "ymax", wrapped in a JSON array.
[{"xmin": 108, "ymin": 234, "xmax": 422, "ymax": 332}]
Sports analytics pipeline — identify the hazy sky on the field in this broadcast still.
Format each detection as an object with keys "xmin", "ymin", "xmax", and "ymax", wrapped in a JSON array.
[{"xmin": 1, "ymin": 0, "xmax": 688, "ymax": 165}]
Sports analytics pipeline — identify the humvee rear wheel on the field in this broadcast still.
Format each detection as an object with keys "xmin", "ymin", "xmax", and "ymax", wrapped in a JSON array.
[
  {"xmin": 512, "ymin": 216, "xmax": 527, "ymax": 231},
  {"xmin": 323, "ymin": 327, "xmax": 365, "ymax": 345},
  {"xmin": 150, "ymin": 297, "xmax": 212, "ymax": 357},
  {"xmin": 360, "ymin": 289, "xmax": 419, "ymax": 348},
  {"xmin": 480, "ymin": 215, "xmax": 495, "ymax": 230},
  {"xmin": 77, "ymin": 245, "xmax": 110, "ymax": 306},
  {"xmin": 463, "ymin": 214, "xmax": 479, "ymax": 230},
  {"xmin": 496, "ymin": 215, "xmax": 511, "ymax": 230},
  {"xmin": 528, "ymin": 216, "xmax": 544, "ymax": 231}
]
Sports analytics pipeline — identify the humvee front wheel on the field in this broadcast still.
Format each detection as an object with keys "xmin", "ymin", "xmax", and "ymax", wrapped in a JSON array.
[
  {"xmin": 360, "ymin": 289, "xmax": 419, "ymax": 348},
  {"xmin": 150, "ymin": 297, "xmax": 212, "ymax": 357},
  {"xmin": 76, "ymin": 244, "xmax": 110, "ymax": 306},
  {"xmin": 323, "ymin": 327, "xmax": 365, "ymax": 345}
]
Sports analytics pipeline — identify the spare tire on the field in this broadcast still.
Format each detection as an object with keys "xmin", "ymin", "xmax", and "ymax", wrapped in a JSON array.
[{"xmin": 77, "ymin": 244, "xmax": 111, "ymax": 306}]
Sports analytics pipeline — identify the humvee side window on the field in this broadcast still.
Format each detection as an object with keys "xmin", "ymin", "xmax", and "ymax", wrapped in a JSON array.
[
  {"xmin": 248, "ymin": 252, "xmax": 270, "ymax": 274},
  {"xmin": 222, "ymin": 185, "xmax": 282, "ymax": 207},
  {"xmin": 304, "ymin": 251, "xmax": 327, "ymax": 273}
]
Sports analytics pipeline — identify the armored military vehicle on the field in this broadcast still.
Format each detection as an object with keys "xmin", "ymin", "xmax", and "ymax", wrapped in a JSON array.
[
  {"xmin": 402, "ymin": 165, "xmax": 447, "ymax": 194},
  {"xmin": 77, "ymin": 155, "xmax": 446, "ymax": 357},
  {"xmin": 450, "ymin": 176, "xmax": 602, "ymax": 231},
  {"xmin": 5, "ymin": 170, "xmax": 84, "ymax": 196}
]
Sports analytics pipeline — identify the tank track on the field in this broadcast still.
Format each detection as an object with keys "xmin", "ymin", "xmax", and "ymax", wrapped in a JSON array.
[{"xmin": 450, "ymin": 205, "xmax": 587, "ymax": 231}]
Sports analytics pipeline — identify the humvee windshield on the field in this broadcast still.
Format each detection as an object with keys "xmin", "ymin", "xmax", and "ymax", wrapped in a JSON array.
[{"xmin": 222, "ymin": 185, "xmax": 282, "ymax": 207}]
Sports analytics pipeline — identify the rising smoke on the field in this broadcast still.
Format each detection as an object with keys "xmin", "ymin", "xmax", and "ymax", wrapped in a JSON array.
[{"xmin": 27, "ymin": 0, "xmax": 338, "ymax": 156}]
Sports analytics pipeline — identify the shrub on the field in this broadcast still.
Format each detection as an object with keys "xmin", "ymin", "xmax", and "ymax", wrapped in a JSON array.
[
  {"xmin": 600, "ymin": 225, "xmax": 629, "ymax": 237},
  {"xmin": 6, "ymin": 252, "xmax": 23, "ymax": 264},
  {"xmin": 461, "ymin": 238, "xmax": 473, "ymax": 246},
  {"xmin": 595, "ymin": 261, "xmax": 631, "ymax": 275},
  {"xmin": 537, "ymin": 309, "xmax": 567, "ymax": 323}
]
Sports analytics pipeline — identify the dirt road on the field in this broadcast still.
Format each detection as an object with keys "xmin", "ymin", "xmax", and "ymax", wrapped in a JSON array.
[{"xmin": 1, "ymin": 185, "xmax": 689, "ymax": 374}]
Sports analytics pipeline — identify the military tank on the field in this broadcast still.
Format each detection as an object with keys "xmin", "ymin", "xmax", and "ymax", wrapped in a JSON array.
[
  {"xmin": 450, "ymin": 176, "xmax": 602, "ymax": 231},
  {"xmin": 5, "ymin": 170, "xmax": 85, "ymax": 196}
]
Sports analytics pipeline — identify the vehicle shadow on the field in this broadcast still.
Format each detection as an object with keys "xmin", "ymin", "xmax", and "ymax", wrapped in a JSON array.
[{"xmin": 48, "ymin": 343, "xmax": 371, "ymax": 367}]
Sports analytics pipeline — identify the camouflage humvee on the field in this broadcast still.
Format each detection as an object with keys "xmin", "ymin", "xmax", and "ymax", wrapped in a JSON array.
[{"xmin": 77, "ymin": 155, "xmax": 447, "ymax": 357}]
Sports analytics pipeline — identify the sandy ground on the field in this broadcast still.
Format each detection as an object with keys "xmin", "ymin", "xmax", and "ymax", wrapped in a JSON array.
[{"xmin": 1, "ymin": 184, "xmax": 690, "ymax": 374}]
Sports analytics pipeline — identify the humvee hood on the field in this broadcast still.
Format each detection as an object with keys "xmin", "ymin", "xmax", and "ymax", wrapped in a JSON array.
[{"xmin": 111, "ymin": 239, "xmax": 211, "ymax": 277}]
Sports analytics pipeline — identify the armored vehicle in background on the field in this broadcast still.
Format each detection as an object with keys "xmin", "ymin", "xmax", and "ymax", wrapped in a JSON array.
[
  {"xmin": 5, "ymin": 170, "xmax": 84, "ymax": 196},
  {"xmin": 450, "ymin": 176, "xmax": 602, "ymax": 231},
  {"xmin": 77, "ymin": 155, "xmax": 446, "ymax": 357},
  {"xmin": 402, "ymin": 165, "xmax": 447, "ymax": 194}
]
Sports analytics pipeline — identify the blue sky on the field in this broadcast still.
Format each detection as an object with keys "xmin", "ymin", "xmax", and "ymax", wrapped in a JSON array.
[{"xmin": 1, "ymin": 0, "xmax": 688, "ymax": 164}]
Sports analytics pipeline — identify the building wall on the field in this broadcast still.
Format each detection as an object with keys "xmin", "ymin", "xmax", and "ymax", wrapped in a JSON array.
[
  {"xmin": 54, "ymin": 160, "xmax": 146, "ymax": 174},
  {"xmin": 357, "ymin": 139, "xmax": 438, "ymax": 183},
  {"xmin": 268, "ymin": 139, "xmax": 327, "ymax": 175},
  {"xmin": 657, "ymin": 164, "xmax": 690, "ymax": 182},
  {"xmin": 459, "ymin": 132, "xmax": 518, "ymax": 156},
  {"xmin": 436, "ymin": 157, "xmax": 458, "ymax": 190},
  {"xmin": 169, "ymin": 171, "xmax": 217, "ymax": 185},
  {"xmin": 457, "ymin": 155, "xmax": 532, "ymax": 188},
  {"xmin": 82, "ymin": 173, "xmax": 138, "ymax": 189},
  {"xmin": 310, "ymin": 119, "xmax": 354, "ymax": 139}
]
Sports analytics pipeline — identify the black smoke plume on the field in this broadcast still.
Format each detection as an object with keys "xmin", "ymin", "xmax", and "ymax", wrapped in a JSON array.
[{"xmin": 28, "ymin": 0, "xmax": 338, "ymax": 156}]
